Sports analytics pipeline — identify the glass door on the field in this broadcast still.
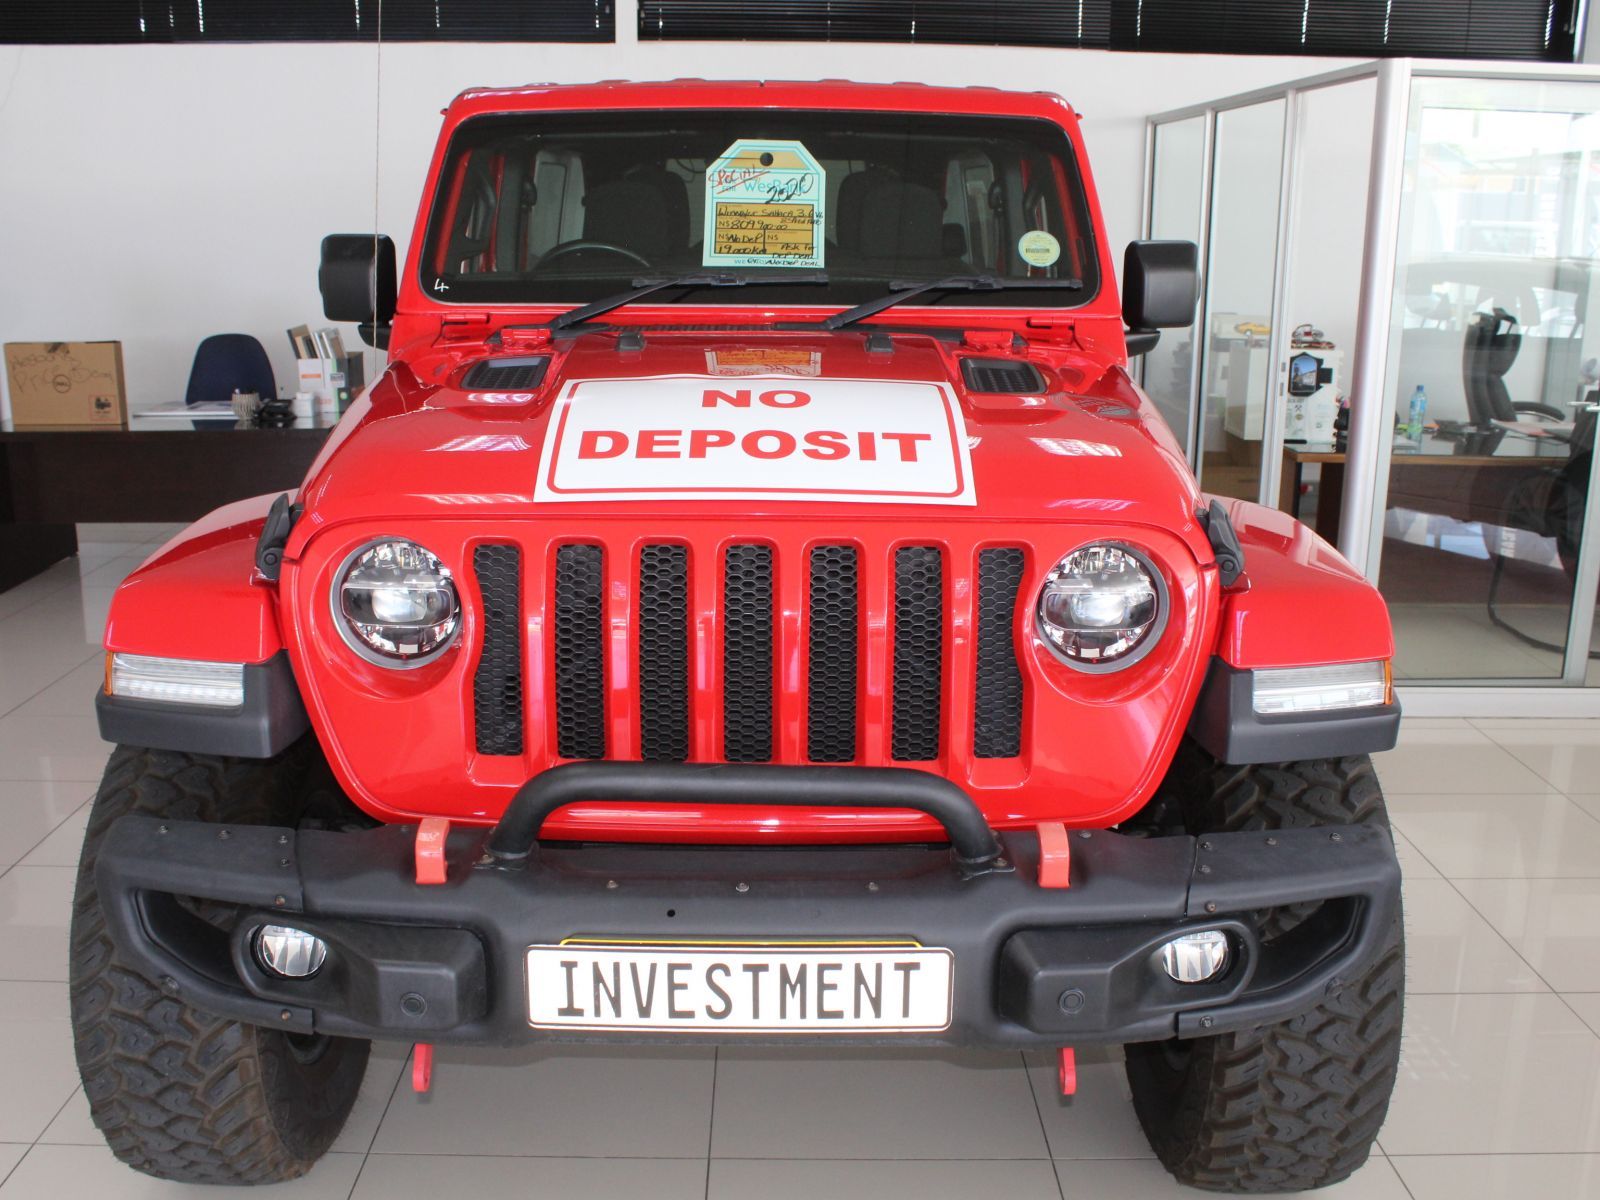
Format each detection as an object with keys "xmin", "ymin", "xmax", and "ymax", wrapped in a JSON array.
[
  {"xmin": 1378, "ymin": 77, "xmax": 1600, "ymax": 683},
  {"xmin": 1145, "ymin": 115, "xmax": 1209, "ymax": 459},
  {"xmin": 1197, "ymin": 100, "xmax": 1287, "ymax": 502}
]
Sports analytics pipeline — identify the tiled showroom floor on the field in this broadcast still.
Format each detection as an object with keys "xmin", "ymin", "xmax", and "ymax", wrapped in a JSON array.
[{"xmin": 2, "ymin": 527, "xmax": 1600, "ymax": 1197}]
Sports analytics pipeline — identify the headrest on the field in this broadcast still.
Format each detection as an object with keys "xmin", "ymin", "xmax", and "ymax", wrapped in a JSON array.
[
  {"xmin": 583, "ymin": 170, "xmax": 690, "ymax": 261},
  {"xmin": 855, "ymin": 179, "xmax": 945, "ymax": 262}
]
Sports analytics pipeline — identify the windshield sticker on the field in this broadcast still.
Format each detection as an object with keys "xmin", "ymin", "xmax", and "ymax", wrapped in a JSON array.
[
  {"xmin": 702, "ymin": 140, "xmax": 826, "ymax": 269},
  {"xmin": 535, "ymin": 375, "xmax": 974, "ymax": 506},
  {"xmin": 1018, "ymin": 230, "xmax": 1061, "ymax": 268},
  {"xmin": 706, "ymin": 349, "xmax": 822, "ymax": 378}
]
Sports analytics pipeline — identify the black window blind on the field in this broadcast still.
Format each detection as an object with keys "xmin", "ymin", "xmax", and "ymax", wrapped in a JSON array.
[
  {"xmin": 1, "ymin": 1, "xmax": 615, "ymax": 43},
  {"xmin": 637, "ymin": 0, "xmax": 1581, "ymax": 61}
]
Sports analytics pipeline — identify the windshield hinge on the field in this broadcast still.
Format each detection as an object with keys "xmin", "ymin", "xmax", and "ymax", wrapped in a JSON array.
[{"xmin": 1023, "ymin": 316, "xmax": 1077, "ymax": 342}]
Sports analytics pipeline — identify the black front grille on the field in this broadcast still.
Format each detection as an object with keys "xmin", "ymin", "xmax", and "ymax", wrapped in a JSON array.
[
  {"xmin": 461, "ymin": 355, "xmax": 549, "ymax": 390},
  {"xmin": 472, "ymin": 545, "xmax": 523, "ymax": 756},
  {"xmin": 891, "ymin": 546, "xmax": 944, "ymax": 761},
  {"xmin": 961, "ymin": 357, "xmax": 1045, "ymax": 395},
  {"xmin": 722, "ymin": 544, "xmax": 774, "ymax": 762},
  {"xmin": 807, "ymin": 545, "xmax": 859, "ymax": 762},
  {"xmin": 553, "ymin": 544, "xmax": 606, "ymax": 759},
  {"xmin": 638, "ymin": 545, "xmax": 689, "ymax": 762},
  {"xmin": 509, "ymin": 538, "xmax": 1026, "ymax": 768},
  {"xmin": 974, "ymin": 548, "xmax": 1026, "ymax": 758}
]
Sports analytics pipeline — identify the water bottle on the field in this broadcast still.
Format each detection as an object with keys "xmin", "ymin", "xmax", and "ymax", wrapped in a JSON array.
[{"xmin": 1407, "ymin": 385, "xmax": 1427, "ymax": 439}]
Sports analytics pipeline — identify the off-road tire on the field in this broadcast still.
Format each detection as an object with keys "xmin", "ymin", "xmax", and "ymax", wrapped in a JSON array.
[
  {"xmin": 1124, "ymin": 747, "xmax": 1404, "ymax": 1193},
  {"xmin": 69, "ymin": 741, "xmax": 370, "ymax": 1184}
]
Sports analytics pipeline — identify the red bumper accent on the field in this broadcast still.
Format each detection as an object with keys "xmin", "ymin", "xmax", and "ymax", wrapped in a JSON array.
[
  {"xmin": 415, "ymin": 818, "xmax": 450, "ymax": 885},
  {"xmin": 1038, "ymin": 822, "xmax": 1072, "ymax": 888}
]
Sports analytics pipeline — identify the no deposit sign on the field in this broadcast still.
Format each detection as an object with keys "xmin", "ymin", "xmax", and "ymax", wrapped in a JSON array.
[{"xmin": 534, "ymin": 375, "xmax": 975, "ymax": 505}]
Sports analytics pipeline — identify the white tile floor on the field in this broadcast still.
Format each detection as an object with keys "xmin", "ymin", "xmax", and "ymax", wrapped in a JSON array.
[{"xmin": 2, "ymin": 528, "xmax": 1600, "ymax": 1197}]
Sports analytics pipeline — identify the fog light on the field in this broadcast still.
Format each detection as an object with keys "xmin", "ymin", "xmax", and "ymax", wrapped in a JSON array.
[
  {"xmin": 255, "ymin": 925, "xmax": 328, "ymax": 979},
  {"xmin": 1159, "ymin": 929, "xmax": 1230, "ymax": 983}
]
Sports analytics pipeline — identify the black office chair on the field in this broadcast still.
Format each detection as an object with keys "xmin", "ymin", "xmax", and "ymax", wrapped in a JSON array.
[
  {"xmin": 185, "ymin": 333, "xmax": 275, "ymax": 415},
  {"xmin": 1461, "ymin": 308, "xmax": 1567, "ymax": 426}
]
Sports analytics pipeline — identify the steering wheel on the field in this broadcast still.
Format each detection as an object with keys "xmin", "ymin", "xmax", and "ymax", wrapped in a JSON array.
[{"xmin": 537, "ymin": 240, "xmax": 651, "ymax": 271}]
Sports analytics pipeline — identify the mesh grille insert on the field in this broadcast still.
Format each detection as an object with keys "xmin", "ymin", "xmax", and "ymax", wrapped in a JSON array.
[
  {"xmin": 638, "ymin": 545, "xmax": 690, "ymax": 761},
  {"xmin": 891, "ymin": 546, "xmax": 944, "ymax": 761},
  {"xmin": 961, "ymin": 357, "xmax": 1045, "ymax": 395},
  {"xmin": 974, "ymin": 547, "xmax": 1025, "ymax": 758},
  {"xmin": 722, "ymin": 544, "xmax": 774, "ymax": 762},
  {"xmin": 807, "ymin": 545, "xmax": 859, "ymax": 762},
  {"xmin": 461, "ymin": 355, "xmax": 549, "ymax": 390},
  {"xmin": 553, "ymin": 544, "xmax": 606, "ymax": 759},
  {"xmin": 472, "ymin": 545, "xmax": 523, "ymax": 756}
]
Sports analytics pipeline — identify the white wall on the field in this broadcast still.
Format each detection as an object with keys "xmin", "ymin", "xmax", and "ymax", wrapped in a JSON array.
[{"xmin": 0, "ymin": 3, "xmax": 1363, "ymax": 418}]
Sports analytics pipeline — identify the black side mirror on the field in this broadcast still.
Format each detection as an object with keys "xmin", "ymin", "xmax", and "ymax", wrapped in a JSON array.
[
  {"xmin": 319, "ymin": 234, "xmax": 397, "ymax": 349},
  {"xmin": 1122, "ymin": 240, "xmax": 1199, "ymax": 355}
]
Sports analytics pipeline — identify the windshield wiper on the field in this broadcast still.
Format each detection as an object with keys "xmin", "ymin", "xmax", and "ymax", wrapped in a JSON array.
[
  {"xmin": 819, "ymin": 274, "xmax": 1084, "ymax": 331},
  {"xmin": 548, "ymin": 269, "xmax": 830, "ymax": 332}
]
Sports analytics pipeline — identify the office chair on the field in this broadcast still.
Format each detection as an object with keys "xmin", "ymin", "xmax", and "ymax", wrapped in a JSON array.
[
  {"xmin": 1461, "ymin": 308, "xmax": 1567, "ymax": 426},
  {"xmin": 185, "ymin": 333, "xmax": 275, "ymax": 411}
]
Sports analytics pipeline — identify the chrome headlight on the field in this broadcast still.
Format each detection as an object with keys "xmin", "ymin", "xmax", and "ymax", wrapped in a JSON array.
[
  {"xmin": 1037, "ymin": 544, "xmax": 1164, "ymax": 669},
  {"xmin": 335, "ymin": 540, "xmax": 460, "ymax": 666}
]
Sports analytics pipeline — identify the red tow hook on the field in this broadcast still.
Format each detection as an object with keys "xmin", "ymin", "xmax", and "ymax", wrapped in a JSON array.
[
  {"xmin": 1037, "ymin": 821, "xmax": 1072, "ymax": 889},
  {"xmin": 413, "ymin": 1043, "xmax": 434, "ymax": 1093},
  {"xmin": 414, "ymin": 817, "xmax": 450, "ymax": 885},
  {"xmin": 1058, "ymin": 1048, "xmax": 1077, "ymax": 1096}
]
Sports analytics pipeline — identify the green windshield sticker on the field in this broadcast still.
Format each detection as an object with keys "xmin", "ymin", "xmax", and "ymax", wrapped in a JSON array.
[{"xmin": 702, "ymin": 139, "xmax": 826, "ymax": 269}]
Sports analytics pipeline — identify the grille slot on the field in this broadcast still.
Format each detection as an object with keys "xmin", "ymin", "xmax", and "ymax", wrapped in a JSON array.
[
  {"xmin": 974, "ymin": 547, "xmax": 1026, "ymax": 758},
  {"xmin": 807, "ymin": 545, "xmax": 859, "ymax": 762},
  {"xmin": 722, "ymin": 544, "xmax": 774, "ymax": 762},
  {"xmin": 891, "ymin": 546, "xmax": 944, "ymax": 761},
  {"xmin": 472, "ymin": 545, "xmax": 523, "ymax": 756},
  {"xmin": 553, "ymin": 544, "xmax": 606, "ymax": 759},
  {"xmin": 461, "ymin": 355, "xmax": 549, "ymax": 390},
  {"xmin": 961, "ymin": 357, "xmax": 1045, "ymax": 395},
  {"xmin": 638, "ymin": 545, "xmax": 690, "ymax": 761}
]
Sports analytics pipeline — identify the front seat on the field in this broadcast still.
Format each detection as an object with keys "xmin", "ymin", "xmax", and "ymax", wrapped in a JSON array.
[
  {"xmin": 838, "ymin": 174, "xmax": 960, "ymax": 271},
  {"xmin": 581, "ymin": 169, "xmax": 691, "ymax": 265}
]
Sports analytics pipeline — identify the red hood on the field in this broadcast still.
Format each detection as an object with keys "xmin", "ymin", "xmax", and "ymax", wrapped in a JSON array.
[{"xmin": 289, "ymin": 330, "xmax": 1207, "ymax": 558}]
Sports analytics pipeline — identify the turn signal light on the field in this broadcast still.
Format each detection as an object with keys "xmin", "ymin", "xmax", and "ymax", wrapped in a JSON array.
[{"xmin": 1251, "ymin": 660, "xmax": 1389, "ymax": 715}]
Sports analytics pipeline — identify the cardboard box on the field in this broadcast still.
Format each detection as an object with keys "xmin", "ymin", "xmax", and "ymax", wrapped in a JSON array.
[{"xmin": 3, "ymin": 341, "xmax": 127, "ymax": 428}]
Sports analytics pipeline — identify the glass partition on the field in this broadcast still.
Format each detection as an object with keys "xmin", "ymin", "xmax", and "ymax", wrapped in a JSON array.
[
  {"xmin": 1378, "ymin": 77, "xmax": 1600, "ymax": 682},
  {"xmin": 1198, "ymin": 100, "xmax": 1286, "ymax": 501},
  {"xmin": 1144, "ymin": 115, "xmax": 1209, "ymax": 457}
]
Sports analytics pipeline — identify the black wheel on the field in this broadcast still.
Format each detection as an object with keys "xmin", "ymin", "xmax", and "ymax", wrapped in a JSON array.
[
  {"xmin": 69, "ymin": 740, "xmax": 371, "ymax": 1185},
  {"xmin": 1124, "ymin": 745, "xmax": 1404, "ymax": 1193}
]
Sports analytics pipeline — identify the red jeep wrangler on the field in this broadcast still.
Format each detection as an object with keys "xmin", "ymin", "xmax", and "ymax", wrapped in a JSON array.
[{"xmin": 72, "ymin": 80, "xmax": 1403, "ymax": 1193}]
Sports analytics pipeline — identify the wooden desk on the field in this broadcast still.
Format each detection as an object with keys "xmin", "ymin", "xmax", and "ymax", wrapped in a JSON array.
[
  {"xmin": 0, "ymin": 419, "xmax": 333, "ymax": 592},
  {"xmin": 1280, "ymin": 433, "xmax": 1576, "ymax": 546}
]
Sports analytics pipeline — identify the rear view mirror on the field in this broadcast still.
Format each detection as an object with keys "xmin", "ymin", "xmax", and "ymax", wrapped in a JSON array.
[
  {"xmin": 319, "ymin": 235, "xmax": 397, "ymax": 349},
  {"xmin": 1122, "ymin": 241, "xmax": 1199, "ymax": 355}
]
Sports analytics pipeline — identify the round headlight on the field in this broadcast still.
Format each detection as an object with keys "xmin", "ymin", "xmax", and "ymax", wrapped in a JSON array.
[
  {"xmin": 335, "ymin": 540, "xmax": 461, "ymax": 666},
  {"xmin": 1037, "ymin": 544, "xmax": 1164, "ymax": 669}
]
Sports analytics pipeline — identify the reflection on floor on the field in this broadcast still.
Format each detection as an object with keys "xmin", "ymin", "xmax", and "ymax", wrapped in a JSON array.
[{"xmin": 2, "ymin": 528, "xmax": 1600, "ymax": 1196}]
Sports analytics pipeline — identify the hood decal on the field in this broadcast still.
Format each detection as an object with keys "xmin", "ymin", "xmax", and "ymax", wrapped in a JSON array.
[{"xmin": 533, "ymin": 373, "xmax": 976, "ymax": 506}]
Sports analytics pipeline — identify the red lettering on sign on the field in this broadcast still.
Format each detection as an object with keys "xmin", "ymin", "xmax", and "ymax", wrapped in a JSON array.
[
  {"xmin": 689, "ymin": 429, "xmax": 735, "ymax": 457},
  {"xmin": 579, "ymin": 430, "xmax": 628, "ymax": 458},
  {"xmin": 802, "ymin": 430, "xmax": 849, "ymax": 460},
  {"xmin": 702, "ymin": 389, "xmax": 750, "ymax": 407},
  {"xmin": 858, "ymin": 431, "xmax": 877, "ymax": 461},
  {"xmin": 881, "ymin": 431, "xmax": 931, "ymax": 462},
  {"xmin": 761, "ymin": 389, "xmax": 810, "ymax": 407},
  {"xmin": 743, "ymin": 430, "xmax": 796, "ymax": 459},
  {"xmin": 636, "ymin": 429, "xmax": 681, "ymax": 458}
]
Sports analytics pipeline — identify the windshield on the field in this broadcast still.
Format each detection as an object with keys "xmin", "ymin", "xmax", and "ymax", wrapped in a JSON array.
[{"xmin": 419, "ymin": 108, "xmax": 1099, "ymax": 310}]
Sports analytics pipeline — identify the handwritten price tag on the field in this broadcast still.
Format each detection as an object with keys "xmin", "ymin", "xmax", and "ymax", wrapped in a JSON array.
[{"xmin": 702, "ymin": 140, "xmax": 826, "ymax": 269}]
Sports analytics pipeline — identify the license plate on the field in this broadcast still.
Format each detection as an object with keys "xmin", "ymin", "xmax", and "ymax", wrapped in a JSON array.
[{"xmin": 525, "ymin": 942, "xmax": 954, "ymax": 1033}]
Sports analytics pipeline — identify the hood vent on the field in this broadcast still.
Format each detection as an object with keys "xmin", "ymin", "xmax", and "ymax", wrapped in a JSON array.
[
  {"xmin": 961, "ymin": 358, "xmax": 1045, "ymax": 395},
  {"xmin": 461, "ymin": 355, "xmax": 549, "ymax": 390}
]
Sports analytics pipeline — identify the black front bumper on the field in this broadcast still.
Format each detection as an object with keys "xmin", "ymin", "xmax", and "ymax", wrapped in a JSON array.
[{"xmin": 94, "ymin": 766, "xmax": 1401, "ymax": 1049}]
